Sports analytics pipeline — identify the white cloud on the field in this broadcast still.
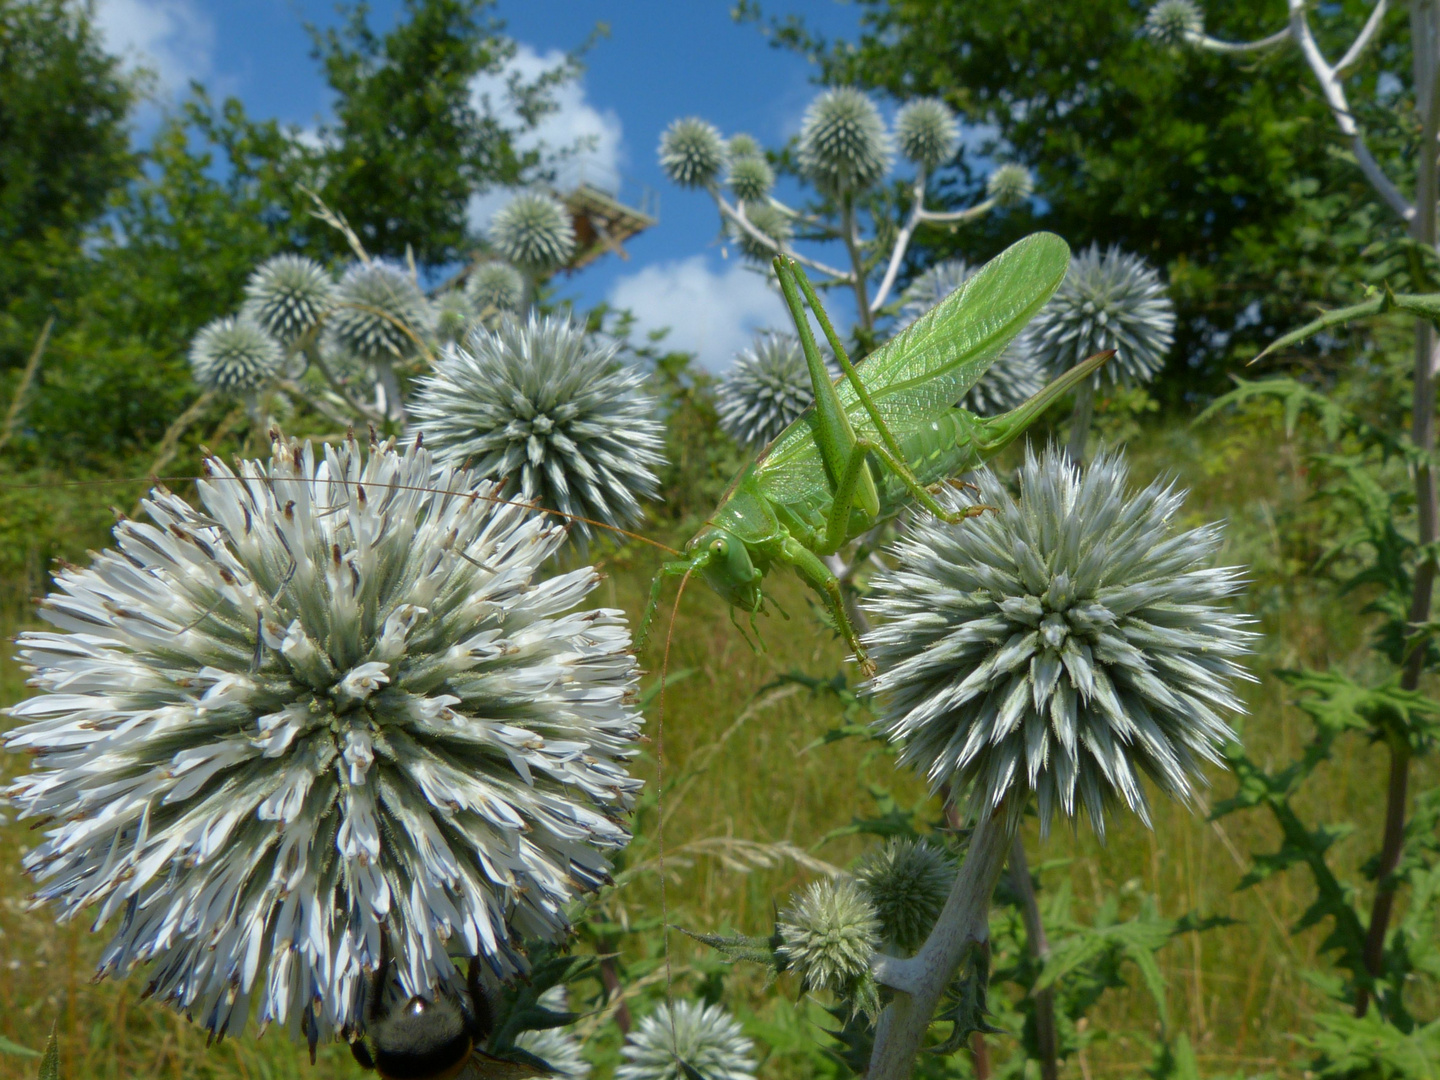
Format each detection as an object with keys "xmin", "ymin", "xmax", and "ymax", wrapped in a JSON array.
[
  {"xmin": 607, "ymin": 256, "xmax": 792, "ymax": 372},
  {"xmin": 468, "ymin": 43, "xmax": 625, "ymax": 232},
  {"xmin": 93, "ymin": 0, "xmax": 213, "ymax": 96}
]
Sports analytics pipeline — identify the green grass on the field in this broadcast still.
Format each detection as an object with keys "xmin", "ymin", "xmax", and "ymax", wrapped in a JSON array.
[{"xmin": 1, "ymin": 404, "xmax": 1436, "ymax": 1079}]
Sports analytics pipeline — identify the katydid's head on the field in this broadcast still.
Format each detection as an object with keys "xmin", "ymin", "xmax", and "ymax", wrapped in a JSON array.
[{"xmin": 687, "ymin": 526, "xmax": 763, "ymax": 612}]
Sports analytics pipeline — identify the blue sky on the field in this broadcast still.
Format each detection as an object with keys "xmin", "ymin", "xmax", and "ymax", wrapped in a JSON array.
[{"xmin": 93, "ymin": 0, "xmax": 866, "ymax": 369}]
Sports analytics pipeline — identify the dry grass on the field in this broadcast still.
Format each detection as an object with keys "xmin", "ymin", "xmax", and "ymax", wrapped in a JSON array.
[{"xmin": 1, "ymin": 406, "xmax": 1436, "ymax": 1079}]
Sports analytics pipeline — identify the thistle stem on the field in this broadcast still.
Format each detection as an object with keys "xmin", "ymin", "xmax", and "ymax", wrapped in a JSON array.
[
  {"xmin": 1064, "ymin": 379, "xmax": 1096, "ymax": 464},
  {"xmin": 1009, "ymin": 838, "xmax": 1058, "ymax": 1080},
  {"xmin": 867, "ymin": 813, "xmax": 1013, "ymax": 1080},
  {"xmin": 841, "ymin": 198, "xmax": 873, "ymax": 335}
]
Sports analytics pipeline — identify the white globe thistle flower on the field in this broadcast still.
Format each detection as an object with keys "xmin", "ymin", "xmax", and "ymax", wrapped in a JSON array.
[
  {"xmin": 895, "ymin": 98, "xmax": 960, "ymax": 172},
  {"xmin": 1027, "ymin": 244, "xmax": 1176, "ymax": 386},
  {"xmin": 855, "ymin": 839, "xmax": 954, "ymax": 954},
  {"xmin": 726, "ymin": 156, "xmax": 774, "ymax": 204},
  {"xmin": 410, "ymin": 315, "xmax": 665, "ymax": 542},
  {"xmin": 489, "ymin": 192, "xmax": 577, "ymax": 275},
  {"xmin": 516, "ymin": 987, "xmax": 589, "ymax": 1079},
  {"xmin": 797, "ymin": 87, "xmax": 893, "ymax": 196},
  {"xmin": 777, "ymin": 878, "xmax": 881, "ymax": 997},
  {"xmin": 433, "ymin": 290, "xmax": 477, "ymax": 345},
  {"xmin": 896, "ymin": 261, "xmax": 1046, "ymax": 415},
  {"xmin": 727, "ymin": 201, "xmax": 792, "ymax": 262},
  {"xmin": 189, "ymin": 314, "xmax": 285, "ymax": 393},
  {"xmin": 616, "ymin": 1001, "xmax": 755, "ymax": 1080},
  {"xmin": 327, "ymin": 260, "xmax": 434, "ymax": 362},
  {"xmin": 865, "ymin": 446, "xmax": 1256, "ymax": 838},
  {"xmin": 1146, "ymin": 0, "xmax": 1204, "ymax": 46},
  {"xmin": 467, "ymin": 261, "xmax": 527, "ymax": 314},
  {"xmin": 726, "ymin": 132, "xmax": 762, "ymax": 162},
  {"xmin": 986, "ymin": 163, "xmax": 1035, "ymax": 208},
  {"xmin": 242, "ymin": 254, "xmax": 336, "ymax": 347},
  {"xmin": 2, "ymin": 435, "xmax": 645, "ymax": 1040},
  {"xmin": 658, "ymin": 117, "xmax": 727, "ymax": 189},
  {"xmin": 716, "ymin": 331, "xmax": 838, "ymax": 449}
]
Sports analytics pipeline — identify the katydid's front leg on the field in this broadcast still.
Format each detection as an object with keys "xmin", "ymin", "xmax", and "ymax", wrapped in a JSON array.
[
  {"xmin": 637, "ymin": 559, "xmax": 697, "ymax": 654},
  {"xmin": 780, "ymin": 536, "xmax": 875, "ymax": 676}
]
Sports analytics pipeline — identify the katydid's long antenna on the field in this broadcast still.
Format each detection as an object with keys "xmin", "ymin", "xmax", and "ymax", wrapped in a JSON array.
[
  {"xmin": 0, "ymin": 474, "xmax": 681, "ymax": 555},
  {"xmin": 657, "ymin": 563, "xmax": 694, "ymax": 1004}
]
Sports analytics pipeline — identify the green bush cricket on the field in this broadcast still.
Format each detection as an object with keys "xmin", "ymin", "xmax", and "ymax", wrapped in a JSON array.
[{"xmin": 638, "ymin": 231, "xmax": 1112, "ymax": 674}]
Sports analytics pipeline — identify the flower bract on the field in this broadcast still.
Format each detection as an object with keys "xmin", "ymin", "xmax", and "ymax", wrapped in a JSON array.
[
  {"xmin": 716, "ymin": 331, "xmax": 836, "ymax": 449},
  {"xmin": 658, "ymin": 117, "xmax": 727, "ymax": 189},
  {"xmin": 410, "ymin": 314, "xmax": 665, "ymax": 541},
  {"xmin": 895, "ymin": 98, "xmax": 960, "ymax": 171},
  {"xmin": 2, "ymin": 435, "xmax": 645, "ymax": 1040},
  {"xmin": 489, "ymin": 192, "xmax": 577, "ymax": 274},
  {"xmin": 326, "ymin": 260, "xmax": 433, "ymax": 362},
  {"xmin": 864, "ymin": 446, "xmax": 1256, "ymax": 837},
  {"xmin": 242, "ymin": 254, "xmax": 336, "ymax": 347},
  {"xmin": 616, "ymin": 1001, "xmax": 755, "ymax": 1080},
  {"xmin": 189, "ymin": 314, "xmax": 285, "ymax": 393},
  {"xmin": 797, "ymin": 87, "xmax": 893, "ymax": 196}
]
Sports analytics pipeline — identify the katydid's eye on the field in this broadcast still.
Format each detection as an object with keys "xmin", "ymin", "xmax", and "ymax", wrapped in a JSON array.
[{"xmin": 711, "ymin": 538, "xmax": 727, "ymax": 556}]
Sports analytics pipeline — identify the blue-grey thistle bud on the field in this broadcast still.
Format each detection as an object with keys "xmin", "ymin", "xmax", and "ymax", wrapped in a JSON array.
[
  {"xmin": 616, "ymin": 1002, "xmax": 755, "ymax": 1080},
  {"xmin": 716, "ymin": 331, "xmax": 837, "ymax": 449},
  {"xmin": 728, "ymin": 201, "xmax": 792, "ymax": 262},
  {"xmin": 467, "ymin": 261, "xmax": 526, "ymax": 314},
  {"xmin": 489, "ymin": 192, "xmax": 577, "ymax": 274},
  {"xmin": 2, "ymin": 435, "xmax": 645, "ymax": 1041},
  {"xmin": 986, "ymin": 163, "xmax": 1035, "ymax": 208},
  {"xmin": 410, "ymin": 315, "xmax": 665, "ymax": 541},
  {"xmin": 895, "ymin": 98, "xmax": 960, "ymax": 171},
  {"xmin": 777, "ymin": 878, "xmax": 881, "ymax": 999},
  {"xmin": 432, "ymin": 290, "xmax": 476, "ymax": 345},
  {"xmin": 797, "ymin": 87, "xmax": 893, "ymax": 196},
  {"xmin": 1027, "ymin": 244, "xmax": 1175, "ymax": 386},
  {"xmin": 242, "ymin": 254, "xmax": 336, "ymax": 347},
  {"xmin": 865, "ymin": 446, "xmax": 1256, "ymax": 837},
  {"xmin": 658, "ymin": 117, "xmax": 727, "ymax": 189},
  {"xmin": 327, "ymin": 260, "xmax": 433, "ymax": 362},
  {"xmin": 1145, "ymin": 0, "xmax": 1203, "ymax": 46},
  {"xmin": 726, "ymin": 133, "xmax": 762, "ymax": 162},
  {"xmin": 896, "ymin": 261, "xmax": 1046, "ymax": 415},
  {"xmin": 855, "ymin": 839, "xmax": 954, "ymax": 954},
  {"xmin": 726, "ymin": 156, "xmax": 774, "ymax": 203},
  {"xmin": 189, "ymin": 314, "xmax": 285, "ymax": 392}
]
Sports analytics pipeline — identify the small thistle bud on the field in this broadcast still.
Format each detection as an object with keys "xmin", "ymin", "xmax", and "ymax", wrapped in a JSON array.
[
  {"xmin": 896, "ymin": 261, "xmax": 1046, "ymax": 415},
  {"xmin": 777, "ymin": 878, "xmax": 881, "ymax": 1000},
  {"xmin": 467, "ymin": 261, "xmax": 526, "ymax": 313},
  {"xmin": 242, "ymin": 254, "xmax": 336, "ymax": 347},
  {"xmin": 797, "ymin": 87, "xmax": 893, "ymax": 196},
  {"xmin": 855, "ymin": 839, "xmax": 955, "ymax": 953},
  {"xmin": 489, "ymin": 192, "xmax": 577, "ymax": 274},
  {"xmin": 516, "ymin": 988, "xmax": 590, "ymax": 1079},
  {"xmin": 716, "ymin": 331, "xmax": 837, "ymax": 448},
  {"xmin": 726, "ymin": 156, "xmax": 775, "ymax": 203},
  {"xmin": 189, "ymin": 314, "xmax": 285, "ymax": 392},
  {"xmin": 1027, "ymin": 244, "xmax": 1175, "ymax": 386},
  {"xmin": 865, "ymin": 446, "xmax": 1256, "ymax": 837},
  {"xmin": 616, "ymin": 1001, "xmax": 755, "ymax": 1080},
  {"xmin": 727, "ymin": 201, "xmax": 792, "ymax": 262},
  {"xmin": 986, "ymin": 163, "xmax": 1035, "ymax": 207},
  {"xmin": 410, "ymin": 314, "xmax": 666, "ymax": 541},
  {"xmin": 2, "ymin": 435, "xmax": 645, "ymax": 1040},
  {"xmin": 895, "ymin": 98, "xmax": 960, "ymax": 171},
  {"xmin": 432, "ymin": 289, "xmax": 476, "ymax": 345},
  {"xmin": 1146, "ymin": 0, "xmax": 1204, "ymax": 46},
  {"xmin": 658, "ymin": 117, "xmax": 727, "ymax": 189},
  {"xmin": 326, "ymin": 260, "xmax": 433, "ymax": 362},
  {"xmin": 726, "ymin": 132, "xmax": 762, "ymax": 162}
]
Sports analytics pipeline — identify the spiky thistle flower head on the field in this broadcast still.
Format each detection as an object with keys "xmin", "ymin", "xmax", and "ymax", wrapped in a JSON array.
[
  {"xmin": 855, "ymin": 839, "xmax": 954, "ymax": 953},
  {"xmin": 726, "ymin": 132, "xmax": 762, "ymax": 162},
  {"xmin": 777, "ymin": 878, "xmax": 881, "ymax": 996},
  {"xmin": 189, "ymin": 314, "xmax": 285, "ymax": 393},
  {"xmin": 986, "ymin": 163, "xmax": 1035, "ymax": 207},
  {"xmin": 242, "ymin": 254, "xmax": 336, "ymax": 347},
  {"xmin": 1027, "ymin": 244, "xmax": 1175, "ymax": 386},
  {"xmin": 467, "ymin": 261, "xmax": 527, "ymax": 314},
  {"xmin": 797, "ymin": 87, "xmax": 893, "ymax": 196},
  {"xmin": 432, "ymin": 289, "xmax": 477, "ymax": 345},
  {"xmin": 716, "ymin": 331, "xmax": 838, "ymax": 449},
  {"xmin": 2, "ymin": 434, "xmax": 644, "ymax": 1041},
  {"xmin": 489, "ymin": 192, "xmax": 577, "ymax": 274},
  {"xmin": 896, "ymin": 261, "xmax": 1046, "ymax": 415},
  {"xmin": 1146, "ymin": 0, "xmax": 1204, "ymax": 46},
  {"xmin": 326, "ymin": 260, "xmax": 433, "ymax": 363},
  {"xmin": 726, "ymin": 156, "xmax": 774, "ymax": 203},
  {"xmin": 516, "ymin": 987, "xmax": 590, "ymax": 1079},
  {"xmin": 727, "ymin": 201, "xmax": 792, "ymax": 262},
  {"xmin": 616, "ymin": 1001, "xmax": 755, "ymax": 1080},
  {"xmin": 410, "ymin": 315, "xmax": 665, "ymax": 541},
  {"xmin": 864, "ymin": 446, "xmax": 1256, "ymax": 837},
  {"xmin": 658, "ymin": 117, "xmax": 727, "ymax": 189},
  {"xmin": 895, "ymin": 98, "xmax": 960, "ymax": 171}
]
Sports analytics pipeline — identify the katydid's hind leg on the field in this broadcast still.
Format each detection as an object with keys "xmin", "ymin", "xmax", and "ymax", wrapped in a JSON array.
[
  {"xmin": 780, "ymin": 536, "xmax": 875, "ymax": 676},
  {"xmin": 637, "ymin": 560, "xmax": 694, "ymax": 653}
]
